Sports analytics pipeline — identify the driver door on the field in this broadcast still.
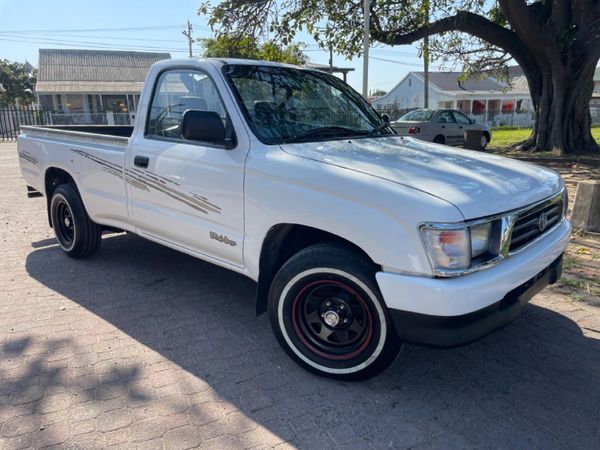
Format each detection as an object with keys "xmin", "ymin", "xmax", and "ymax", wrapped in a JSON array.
[
  {"xmin": 126, "ymin": 69, "xmax": 247, "ymax": 267},
  {"xmin": 452, "ymin": 110, "xmax": 473, "ymax": 146}
]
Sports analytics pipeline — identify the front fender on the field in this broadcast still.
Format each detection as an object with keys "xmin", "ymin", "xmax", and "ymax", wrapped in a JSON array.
[{"xmin": 242, "ymin": 147, "xmax": 464, "ymax": 280}]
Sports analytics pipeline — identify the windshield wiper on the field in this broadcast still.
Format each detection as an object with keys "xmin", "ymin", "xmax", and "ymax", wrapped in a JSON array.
[
  {"xmin": 368, "ymin": 122, "xmax": 393, "ymax": 136},
  {"xmin": 284, "ymin": 126, "xmax": 368, "ymax": 143}
]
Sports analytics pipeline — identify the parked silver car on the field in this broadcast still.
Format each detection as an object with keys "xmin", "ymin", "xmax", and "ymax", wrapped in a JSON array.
[{"xmin": 391, "ymin": 109, "xmax": 492, "ymax": 149}]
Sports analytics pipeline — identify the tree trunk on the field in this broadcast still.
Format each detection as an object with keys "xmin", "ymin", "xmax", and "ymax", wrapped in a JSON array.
[{"xmin": 515, "ymin": 57, "xmax": 599, "ymax": 155}]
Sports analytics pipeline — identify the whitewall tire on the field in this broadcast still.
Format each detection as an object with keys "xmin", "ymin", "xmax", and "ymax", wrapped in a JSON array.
[{"xmin": 268, "ymin": 243, "xmax": 400, "ymax": 380}]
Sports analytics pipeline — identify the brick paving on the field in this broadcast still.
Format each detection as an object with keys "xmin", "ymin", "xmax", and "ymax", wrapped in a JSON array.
[{"xmin": 1, "ymin": 142, "xmax": 599, "ymax": 449}]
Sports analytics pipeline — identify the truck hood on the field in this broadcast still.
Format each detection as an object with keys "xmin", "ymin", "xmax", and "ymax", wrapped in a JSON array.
[{"xmin": 280, "ymin": 136, "xmax": 562, "ymax": 220}]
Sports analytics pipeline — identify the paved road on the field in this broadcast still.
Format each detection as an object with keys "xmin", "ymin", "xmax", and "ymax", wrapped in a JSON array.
[{"xmin": 1, "ymin": 142, "xmax": 599, "ymax": 449}]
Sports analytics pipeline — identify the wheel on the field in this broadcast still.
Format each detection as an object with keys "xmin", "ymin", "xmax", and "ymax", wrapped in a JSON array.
[
  {"xmin": 481, "ymin": 133, "xmax": 490, "ymax": 149},
  {"xmin": 50, "ymin": 184, "xmax": 102, "ymax": 258},
  {"xmin": 433, "ymin": 135, "xmax": 445, "ymax": 144},
  {"xmin": 269, "ymin": 243, "xmax": 400, "ymax": 380}
]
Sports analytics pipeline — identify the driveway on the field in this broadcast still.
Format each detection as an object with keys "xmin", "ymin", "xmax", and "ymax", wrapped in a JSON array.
[{"xmin": 1, "ymin": 142, "xmax": 599, "ymax": 449}]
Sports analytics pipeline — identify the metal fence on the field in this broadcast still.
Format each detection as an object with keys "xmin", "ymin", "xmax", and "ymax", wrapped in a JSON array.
[
  {"xmin": 375, "ymin": 106, "xmax": 600, "ymax": 129},
  {"xmin": 0, "ymin": 106, "xmax": 135, "ymax": 142}
]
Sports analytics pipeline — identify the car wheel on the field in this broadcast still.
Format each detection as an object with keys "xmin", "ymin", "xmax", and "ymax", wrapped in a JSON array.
[
  {"xmin": 269, "ymin": 243, "xmax": 400, "ymax": 380},
  {"xmin": 50, "ymin": 184, "xmax": 102, "ymax": 258},
  {"xmin": 481, "ymin": 133, "xmax": 490, "ymax": 149},
  {"xmin": 433, "ymin": 135, "xmax": 445, "ymax": 144}
]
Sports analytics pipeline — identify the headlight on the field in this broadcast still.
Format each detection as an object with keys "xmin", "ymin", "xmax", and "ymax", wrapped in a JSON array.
[
  {"xmin": 470, "ymin": 222, "xmax": 493, "ymax": 259},
  {"xmin": 421, "ymin": 221, "xmax": 498, "ymax": 274},
  {"xmin": 420, "ymin": 226, "xmax": 471, "ymax": 271}
]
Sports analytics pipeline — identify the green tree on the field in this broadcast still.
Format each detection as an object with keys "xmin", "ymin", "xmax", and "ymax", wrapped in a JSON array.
[
  {"xmin": 199, "ymin": 1, "xmax": 600, "ymax": 155},
  {"xmin": 200, "ymin": 35, "xmax": 307, "ymax": 65},
  {"xmin": 200, "ymin": 35, "xmax": 261, "ymax": 59},
  {"xmin": 371, "ymin": 89, "xmax": 388, "ymax": 97},
  {"xmin": 0, "ymin": 59, "xmax": 36, "ymax": 107}
]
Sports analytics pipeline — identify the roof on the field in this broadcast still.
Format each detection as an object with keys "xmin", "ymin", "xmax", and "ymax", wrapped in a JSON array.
[
  {"xmin": 36, "ymin": 49, "xmax": 170, "ymax": 94},
  {"xmin": 203, "ymin": 58, "xmax": 354, "ymax": 75},
  {"xmin": 412, "ymin": 71, "xmax": 506, "ymax": 93}
]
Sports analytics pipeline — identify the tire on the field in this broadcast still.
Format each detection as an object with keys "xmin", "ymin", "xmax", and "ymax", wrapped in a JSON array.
[
  {"xmin": 433, "ymin": 135, "xmax": 445, "ymax": 144},
  {"xmin": 268, "ymin": 243, "xmax": 400, "ymax": 380},
  {"xmin": 481, "ymin": 133, "xmax": 490, "ymax": 149},
  {"xmin": 50, "ymin": 184, "xmax": 101, "ymax": 258}
]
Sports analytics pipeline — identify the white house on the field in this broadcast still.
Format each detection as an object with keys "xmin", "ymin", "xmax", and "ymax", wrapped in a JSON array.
[
  {"xmin": 372, "ymin": 70, "xmax": 533, "ymax": 126},
  {"xmin": 36, "ymin": 49, "xmax": 170, "ymax": 125}
]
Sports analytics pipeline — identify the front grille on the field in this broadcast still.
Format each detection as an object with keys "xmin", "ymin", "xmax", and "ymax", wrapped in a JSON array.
[{"xmin": 509, "ymin": 197, "xmax": 564, "ymax": 252}]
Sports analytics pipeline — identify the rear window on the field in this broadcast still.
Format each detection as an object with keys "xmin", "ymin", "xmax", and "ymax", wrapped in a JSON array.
[{"xmin": 398, "ymin": 110, "xmax": 434, "ymax": 122}]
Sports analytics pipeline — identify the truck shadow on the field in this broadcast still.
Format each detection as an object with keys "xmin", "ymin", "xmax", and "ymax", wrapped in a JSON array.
[{"xmin": 22, "ymin": 232, "xmax": 600, "ymax": 448}]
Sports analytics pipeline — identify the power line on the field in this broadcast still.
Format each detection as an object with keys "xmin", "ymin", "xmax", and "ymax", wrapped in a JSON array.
[
  {"xmin": 0, "ymin": 36, "xmax": 189, "ymax": 53},
  {"xmin": 0, "ymin": 25, "xmax": 185, "ymax": 34},
  {"xmin": 370, "ymin": 56, "xmax": 431, "ymax": 68},
  {"xmin": 0, "ymin": 32, "xmax": 186, "ymax": 43}
]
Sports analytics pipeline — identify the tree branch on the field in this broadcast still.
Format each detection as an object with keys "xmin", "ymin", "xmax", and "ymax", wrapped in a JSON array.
[{"xmin": 372, "ymin": 11, "xmax": 532, "ymax": 71}]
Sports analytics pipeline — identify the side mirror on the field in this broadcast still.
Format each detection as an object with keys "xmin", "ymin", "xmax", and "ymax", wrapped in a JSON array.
[
  {"xmin": 180, "ymin": 110, "xmax": 234, "ymax": 147},
  {"xmin": 470, "ymin": 118, "xmax": 475, "ymax": 124},
  {"xmin": 381, "ymin": 113, "xmax": 390, "ymax": 124}
]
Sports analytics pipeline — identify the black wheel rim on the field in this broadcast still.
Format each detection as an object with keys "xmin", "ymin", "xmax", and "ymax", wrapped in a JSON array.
[
  {"xmin": 291, "ymin": 280, "xmax": 373, "ymax": 361},
  {"xmin": 55, "ymin": 199, "xmax": 75, "ymax": 248}
]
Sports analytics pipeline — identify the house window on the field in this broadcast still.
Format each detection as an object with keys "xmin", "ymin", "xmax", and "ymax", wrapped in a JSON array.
[
  {"xmin": 487, "ymin": 99, "xmax": 501, "ymax": 113},
  {"xmin": 65, "ymin": 94, "xmax": 84, "ymax": 113},
  {"xmin": 456, "ymin": 100, "xmax": 470, "ymax": 113},
  {"xmin": 472, "ymin": 100, "xmax": 486, "ymax": 114},
  {"xmin": 39, "ymin": 95, "xmax": 53, "ymax": 111},
  {"xmin": 87, "ymin": 95, "xmax": 96, "ymax": 113},
  {"xmin": 408, "ymin": 78, "xmax": 412, "ymax": 87}
]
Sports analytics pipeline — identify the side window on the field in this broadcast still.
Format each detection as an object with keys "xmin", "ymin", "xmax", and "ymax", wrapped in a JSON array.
[
  {"xmin": 146, "ymin": 70, "xmax": 227, "ymax": 140},
  {"xmin": 438, "ymin": 110, "xmax": 456, "ymax": 123},
  {"xmin": 453, "ymin": 111, "xmax": 471, "ymax": 125}
]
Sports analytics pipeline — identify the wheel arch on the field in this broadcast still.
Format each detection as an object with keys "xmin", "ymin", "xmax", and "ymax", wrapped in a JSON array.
[
  {"xmin": 255, "ymin": 223, "xmax": 379, "ymax": 316},
  {"xmin": 44, "ymin": 167, "xmax": 78, "ymax": 227},
  {"xmin": 433, "ymin": 134, "xmax": 445, "ymax": 144}
]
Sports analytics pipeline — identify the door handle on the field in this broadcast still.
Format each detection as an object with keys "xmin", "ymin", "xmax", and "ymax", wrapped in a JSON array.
[
  {"xmin": 134, "ymin": 155, "xmax": 149, "ymax": 168},
  {"xmin": 441, "ymin": 125, "xmax": 446, "ymax": 129}
]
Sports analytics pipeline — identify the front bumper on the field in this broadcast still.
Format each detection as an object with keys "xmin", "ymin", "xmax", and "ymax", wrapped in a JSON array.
[
  {"xmin": 376, "ymin": 219, "xmax": 570, "ymax": 317},
  {"xmin": 389, "ymin": 255, "xmax": 563, "ymax": 347}
]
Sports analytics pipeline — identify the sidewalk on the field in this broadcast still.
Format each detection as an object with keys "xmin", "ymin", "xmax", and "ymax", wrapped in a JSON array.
[{"xmin": 1, "ymin": 142, "xmax": 599, "ymax": 449}]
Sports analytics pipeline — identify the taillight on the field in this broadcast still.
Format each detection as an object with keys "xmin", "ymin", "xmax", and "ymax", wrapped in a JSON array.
[{"xmin": 408, "ymin": 126, "xmax": 420, "ymax": 134}]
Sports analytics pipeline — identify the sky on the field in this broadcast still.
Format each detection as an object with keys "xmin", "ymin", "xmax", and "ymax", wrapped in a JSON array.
[{"xmin": 0, "ymin": 0, "xmax": 441, "ymax": 94}]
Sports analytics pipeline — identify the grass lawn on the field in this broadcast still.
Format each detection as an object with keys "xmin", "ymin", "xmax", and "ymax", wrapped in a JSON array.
[{"xmin": 490, "ymin": 126, "xmax": 600, "ymax": 151}]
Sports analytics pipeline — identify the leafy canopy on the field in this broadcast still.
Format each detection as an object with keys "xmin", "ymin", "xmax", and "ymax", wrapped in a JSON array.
[
  {"xmin": 200, "ymin": 35, "xmax": 307, "ymax": 65},
  {"xmin": 0, "ymin": 59, "xmax": 36, "ymax": 107},
  {"xmin": 200, "ymin": 1, "xmax": 491, "ymax": 66}
]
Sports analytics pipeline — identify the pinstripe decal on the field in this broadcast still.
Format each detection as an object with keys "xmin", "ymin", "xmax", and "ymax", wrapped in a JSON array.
[
  {"xmin": 71, "ymin": 149, "xmax": 222, "ymax": 215},
  {"xmin": 18, "ymin": 151, "xmax": 39, "ymax": 165}
]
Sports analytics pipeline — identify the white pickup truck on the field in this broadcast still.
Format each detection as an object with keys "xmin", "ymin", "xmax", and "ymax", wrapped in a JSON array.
[{"xmin": 18, "ymin": 58, "xmax": 570, "ymax": 380}]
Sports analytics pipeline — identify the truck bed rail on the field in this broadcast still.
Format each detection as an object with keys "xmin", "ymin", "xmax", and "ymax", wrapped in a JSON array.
[{"xmin": 20, "ymin": 125, "xmax": 130, "ymax": 147}]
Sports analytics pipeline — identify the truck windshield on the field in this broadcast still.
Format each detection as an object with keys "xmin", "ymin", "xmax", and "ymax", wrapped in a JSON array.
[{"xmin": 222, "ymin": 64, "xmax": 392, "ymax": 144}]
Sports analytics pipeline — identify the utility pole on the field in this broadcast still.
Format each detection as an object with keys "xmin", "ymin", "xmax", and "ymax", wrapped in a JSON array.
[
  {"xmin": 362, "ymin": 0, "xmax": 371, "ymax": 98},
  {"xmin": 329, "ymin": 45, "xmax": 333, "ymax": 74},
  {"xmin": 183, "ymin": 20, "xmax": 193, "ymax": 57},
  {"xmin": 423, "ymin": 1, "xmax": 430, "ymax": 108}
]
